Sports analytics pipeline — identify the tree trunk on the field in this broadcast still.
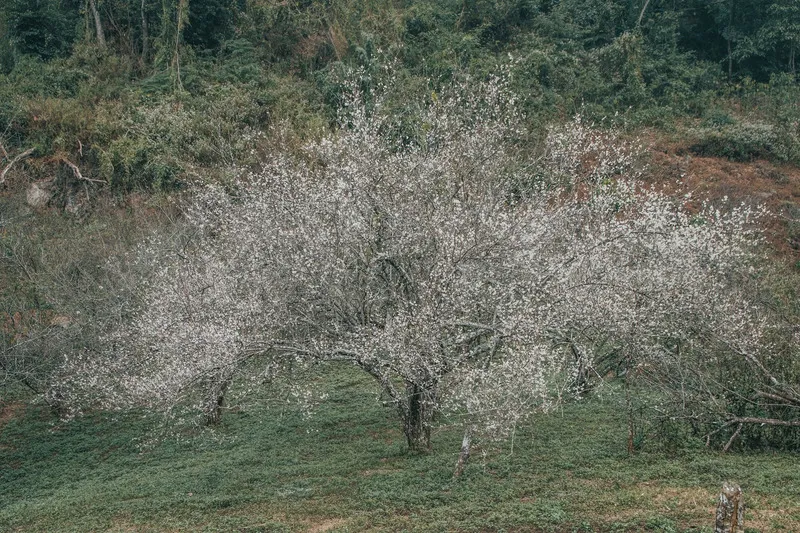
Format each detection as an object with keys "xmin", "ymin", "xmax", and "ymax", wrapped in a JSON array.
[
  {"xmin": 402, "ymin": 380, "xmax": 436, "ymax": 452},
  {"xmin": 715, "ymin": 483, "xmax": 744, "ymax": 533},
  {"xmin": 453, "ymin": 426, "xmax": 473, "ymax": 477},
  {"xmin": 570, "ymin": 342, "xmax": 591, "ymax": 395},
  {"xmin": 203, "ymin": 370, "xmax": 232, "ymax": 426},
  {"xmin": 636, "ymin": 0, "xmax": 651, "ymax": 27},
  {"xmin": 621, "ymin": 349, "xmax": 637, "ymax": 454},
  {"xmin": 726, "ymin": 6, "xmax": 733, "ymax": 79},
  {"xmin": 140, "ymin": 0, "xmax": 149, "ymax": 60},
  {"xmin": 88, "ymin": 0, "xmax": 106, "ymax": 48},
  {"xmin": 173, "ymin": 0, "xmax": 189, "ymax": 92},
  {"xmin": 727, "ymin": 38, "xmax": 733, "ymax": 79}
]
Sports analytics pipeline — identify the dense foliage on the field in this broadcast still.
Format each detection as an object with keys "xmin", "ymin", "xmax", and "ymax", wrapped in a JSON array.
[{"xmin": 1, "ymin": 0, "xmax": 800, "ymax": 191}]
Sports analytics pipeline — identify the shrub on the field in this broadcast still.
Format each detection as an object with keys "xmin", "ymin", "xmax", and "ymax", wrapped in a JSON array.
[{"xmin": 690, "ymin": 121, "xmax": 799, "ymax": 162}]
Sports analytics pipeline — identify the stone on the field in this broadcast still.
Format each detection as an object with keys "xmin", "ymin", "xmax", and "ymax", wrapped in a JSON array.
[{"xmin": 26, "ymin": 181, "xmax": 53, "ymax": 208}]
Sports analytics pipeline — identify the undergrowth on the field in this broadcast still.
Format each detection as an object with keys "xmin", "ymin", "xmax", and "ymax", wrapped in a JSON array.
[{"xmin": 1, "ymin": 367, "xmax": 798, "ymax": 532}]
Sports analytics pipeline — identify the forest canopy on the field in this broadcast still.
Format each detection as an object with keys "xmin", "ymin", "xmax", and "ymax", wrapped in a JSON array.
[{"xmin": 1, "ymin": 0, "xmax": 799, "ymax": 191}]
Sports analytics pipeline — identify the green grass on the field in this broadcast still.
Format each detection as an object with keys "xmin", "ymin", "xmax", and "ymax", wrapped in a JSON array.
[{"xmin": 1, "ymin": 369, "xmax": 799, "ymax": 532}]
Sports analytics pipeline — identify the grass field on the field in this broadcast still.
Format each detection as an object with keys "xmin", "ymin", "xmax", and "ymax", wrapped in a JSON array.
[{"xmin": 1, "ymin": 368, "xmax": 798, "ymax": 532}]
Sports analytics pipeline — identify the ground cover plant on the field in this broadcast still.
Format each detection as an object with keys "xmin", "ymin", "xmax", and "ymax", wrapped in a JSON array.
[{"xmin": 2, "ymin": 367, "xmax": 800, "ymax": 532}]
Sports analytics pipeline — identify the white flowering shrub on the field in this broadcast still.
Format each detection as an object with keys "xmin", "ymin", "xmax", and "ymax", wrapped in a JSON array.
[
  {"xmin": 53, "ymin": 69, "xmax": 777, "ymax": 464},
  {"xmin": 543, "ymin": 114, "xmax": 645, "ymax": 186}
]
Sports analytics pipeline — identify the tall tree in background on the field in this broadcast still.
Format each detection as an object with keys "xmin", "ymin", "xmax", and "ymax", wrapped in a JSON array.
[
  {"xmin": 87, "ymin": 0, "xmax": 107, "ymax": 48},
  {"xmin": 759, "ymin": 0, "xmax": 800, "ymax": 76},
  {"xmin": 5, "ymin": 0, "xmax": 80, "ymax": 59},
  {"xmin": 141, "ymin": 0, "xmax": 150, "ymax": 60},
  {"xmin": 154, "ymin": 0, "xmax": 190, "ymax": 90},
  {"xmin": 706, "ymin": 0, "xmax": 764, "ymax": 78}
]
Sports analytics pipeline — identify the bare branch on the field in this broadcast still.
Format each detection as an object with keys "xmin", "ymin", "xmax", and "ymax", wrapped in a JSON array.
[
  {"xmin": 754, "ymin": 390, "xmax": 800, "ymax": 407},
  {"xmin": 0, "ymin": 148, "xmax": 34, "ymax": 185},
  {"xmin": 731, "ymin": 416, "xmax": 800, "ymax": 427},
  {"xmin": 723, "ymin": 423, "xmax": 743, "ymax": 453},
  {"xmin": 59, "ymin": 157, "xmax": 107, "ymax": 184}
]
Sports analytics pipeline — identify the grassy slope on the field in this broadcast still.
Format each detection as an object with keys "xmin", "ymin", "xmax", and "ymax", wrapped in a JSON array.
[{"xmin": 1, "ymin": 368, "xmax": 798, "ymax": 533}]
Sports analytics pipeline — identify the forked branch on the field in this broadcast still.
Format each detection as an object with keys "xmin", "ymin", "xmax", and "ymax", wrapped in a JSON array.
[
  {"xmin": 0, "ymin": 148, "xmax": 34, "ymax": 185},
  {"xmin": 59, "ymin": 157, "xmax": 107, "ymax": 184}
]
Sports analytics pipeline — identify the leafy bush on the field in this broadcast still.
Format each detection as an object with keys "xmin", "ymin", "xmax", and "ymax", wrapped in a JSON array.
[
  {"xmin": 690, "ymin": 121, "xmax": 799, "ymax": 162},
  {"xmin": 702, "ymin": 108, "xmax": 736, "ymax": 127}
]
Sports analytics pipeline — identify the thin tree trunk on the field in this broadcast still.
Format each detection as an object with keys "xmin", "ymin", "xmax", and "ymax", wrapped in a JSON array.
[
  {"xmin": 636, "ymin": 0, "xmax": 652, "ymax": 27},
  {"xmin": 203, "ymin": 370, "xmax": 232, "ymax": 426},
  {"xmin": 727, "ymin": 38, "xmax": 733, "ymax": 79},
  {"xmin": 727, "ymin": 6, "xmax": 733, "ymax": 79},
  {"xmin": 402, "ymin": 381, "xmax": 436, "ymax": 452},
  {"xmin": 88, "ymin": 0, "xmax": 106, "ymax": 48},
  {"xmin": 141, "ymin": 0, "xmax": 149, "ymax": 60},
  {"xmin": 625, "ymin": 362, "xmax": 636, "ymax": 454},
  {"xmin": 173, "ymin": 0, "xmax": 188, "ymax": 91},
  {"xmin": 453, "ymin": 426, "xmax": 473, "ymax": 477}
]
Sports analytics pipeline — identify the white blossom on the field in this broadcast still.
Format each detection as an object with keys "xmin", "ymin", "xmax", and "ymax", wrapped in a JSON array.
[{"xmin": 52, "ymin": 70, "xmax": 769, "ymax": 459}]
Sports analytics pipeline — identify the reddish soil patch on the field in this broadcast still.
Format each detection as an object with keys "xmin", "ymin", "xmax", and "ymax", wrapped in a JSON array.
[
  {"xmin": 0, "ymin": 402, "xmax": 24, "ymax": 430},
  {"xmin": 648, "ymin": 145, "xmax": 800, "ymax": 260}
]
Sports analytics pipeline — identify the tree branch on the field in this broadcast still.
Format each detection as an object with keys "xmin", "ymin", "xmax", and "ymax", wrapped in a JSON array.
[
  {"xmin": 637, "ymin": 0, "xmax": 652, "ymax": 27},
  {"xmin": 754, "ymin": 390, "xmax": 800, "ymax": 407},
  {"xmin": 722, "ymin": 422, "xmax": 743, "ymax": 452},
  {"xmin": 731, "ymin": 416, "xmax": 800, "ymax": 427},
  {"xmin": 0, "ymin": 148, "xmax": 34, "ymax": 185},
  {"xmin": 59, "ymin": 157, "xmax": 107, "ymax": 184}
]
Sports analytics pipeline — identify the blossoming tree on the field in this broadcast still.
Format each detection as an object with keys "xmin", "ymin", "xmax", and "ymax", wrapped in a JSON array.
[{"xmin": 54, "ymin": 71, "xmax": 774, "ymax": 467}]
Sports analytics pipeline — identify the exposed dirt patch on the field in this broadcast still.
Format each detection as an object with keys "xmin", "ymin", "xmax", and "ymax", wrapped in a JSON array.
[
  {"xmin": 648, "ymin": 144, "xmax": 800, "ymax": 260},
  {"xmin": 584, "ymin": 481, "xmax": 714, "ymax": 529},
  {"xmin": 0, "ymin": 402, "xmax": 24, "ymax": 430},
  {"xmin": 307, "ymin": 517, "xmax": 347, "ymax": 532}
]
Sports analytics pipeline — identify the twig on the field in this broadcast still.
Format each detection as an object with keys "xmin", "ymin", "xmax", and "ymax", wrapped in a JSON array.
[
  {"xmin": 0, "ymin": 148, "xmax": 34, "ymax": 185},
  {"xmin": 60, "ymin": 157, "xmax": 107, "ymax": 184},
  {"xmin": 731, "ymin": 416, "xmax": 800, "ymax": 427}
]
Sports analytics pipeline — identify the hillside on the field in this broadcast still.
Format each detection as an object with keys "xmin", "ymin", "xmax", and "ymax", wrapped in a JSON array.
[{"xmin": 1, "ymin": 2, "xmax": 800, "ymax": 532}]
